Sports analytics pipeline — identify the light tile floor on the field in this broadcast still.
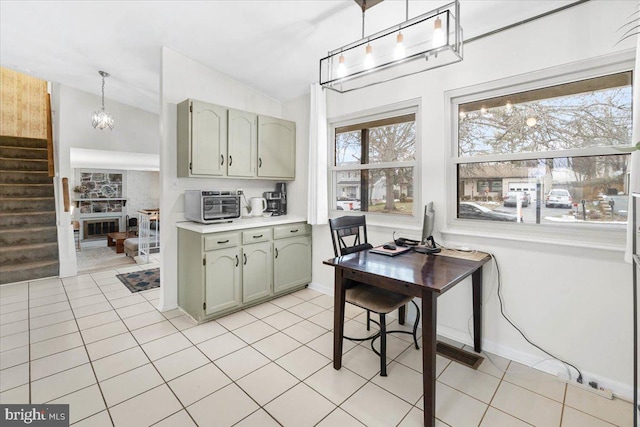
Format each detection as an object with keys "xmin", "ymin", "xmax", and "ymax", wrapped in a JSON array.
[{"xmin": 0, "ymin": 264, "xmax": 634, "ymax": 427}]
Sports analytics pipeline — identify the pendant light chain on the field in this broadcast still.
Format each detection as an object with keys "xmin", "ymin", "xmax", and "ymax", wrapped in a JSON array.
[{"xmin": 101, "ymin": 74, "xmax": 106, "ymax": 111}]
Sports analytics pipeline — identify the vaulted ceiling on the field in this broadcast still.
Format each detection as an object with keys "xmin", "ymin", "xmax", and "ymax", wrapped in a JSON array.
[{"xmin": 0, "ymin": 0, "xmax": 576, "ymax": 113}]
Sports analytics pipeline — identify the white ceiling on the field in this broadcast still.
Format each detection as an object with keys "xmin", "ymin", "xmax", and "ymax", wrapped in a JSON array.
[{"xmin": 0, "ymin": 0, "xmax": 577, "ymax": 114}]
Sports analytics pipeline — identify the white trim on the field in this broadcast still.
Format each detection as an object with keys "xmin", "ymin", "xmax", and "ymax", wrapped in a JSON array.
[
  {"xmin": 308, "ymin": 280, "xmax": 334, "ymax": 296},
  {"xmin": 444, "ymin": 50, "xmax": 635, "ymax": 244},
  {"xmin": 328, "ymin": 99, "xmax": 423, "ymax": 227}
]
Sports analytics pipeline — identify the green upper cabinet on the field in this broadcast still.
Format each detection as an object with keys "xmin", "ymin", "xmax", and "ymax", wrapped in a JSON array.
[
  {"xmin": 228, "ymin": 109, "xmax": 257, "ymax": 178},
  {"xmin": 177, "ymin": 99, "xmax": 228, "ymax": 177},
  {"xmin": 257, "ymin": 115, "xmax": 296, "ymax": 180},
  {"xmin": 178, "ymin": 99, "xmax": 295, "ymax": 180}
]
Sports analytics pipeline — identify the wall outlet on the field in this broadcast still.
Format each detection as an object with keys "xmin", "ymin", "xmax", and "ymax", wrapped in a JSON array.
[{"xmin": 237, "ymin": 188, "xmax": 244, "ymax": 195}]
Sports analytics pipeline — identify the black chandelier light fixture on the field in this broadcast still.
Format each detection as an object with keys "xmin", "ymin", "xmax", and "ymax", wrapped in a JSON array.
[
  {"xmin": 91, "ymin": 70, "xmax": 115, "ymax": 130},
  {"xmin": 320, "ymin": 0, "xmax": 463, "ymax": 93}
]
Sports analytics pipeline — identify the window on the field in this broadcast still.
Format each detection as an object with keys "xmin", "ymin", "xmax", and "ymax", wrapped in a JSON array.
[
  {"xmin": 331, "ymin": 110, "xmax": 417, "ymax": 217},
  {"xmin": 452, "ymin": 69, "xmax": 632, "ymax": 231}
]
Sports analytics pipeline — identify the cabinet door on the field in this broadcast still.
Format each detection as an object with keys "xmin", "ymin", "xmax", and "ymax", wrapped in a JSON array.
[
  {"xmin": 228, "ymin": 109, "xmax": 257, "ymax": 177},
  {"xmin": 242, "ymin": 242, "xmax": 272, "ymax": 304},
  {"xmin": 191, "ymin": 101, "xmax": 227, "ymax": 176},
  {"xmin": 273, "ymin": 236, "xmax": 311, "ymax": 294},
  {"xmin": 257, "ymin": 115, "xmax": 295, "ymax": 179},
  {"xmin": 205, "ymin": 247, "xmax": 241, "ymax": 315}
]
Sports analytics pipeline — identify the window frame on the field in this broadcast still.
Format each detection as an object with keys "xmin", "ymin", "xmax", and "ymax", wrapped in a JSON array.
[
  {"xmin": 444, "ymin": 50, "xmax": 635, "ymax": 248},
  {"xmin": 328, "ymin": 100, "xmax": 422, "ymax": 227}
]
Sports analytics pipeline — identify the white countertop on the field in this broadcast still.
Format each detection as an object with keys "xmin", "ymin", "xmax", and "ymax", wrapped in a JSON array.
[{"xmin": 176, "ymin": 215, "xmax": 308, "ymax": 233}]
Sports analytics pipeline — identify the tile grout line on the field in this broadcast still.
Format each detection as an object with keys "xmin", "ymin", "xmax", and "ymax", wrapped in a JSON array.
[
  {"xmin": 57, "ymin": 274, "xmax": 117, "ymax": 427},
  {"xmin": 88, "ymin": 269, "xmax": 201, "ymax": 427}
]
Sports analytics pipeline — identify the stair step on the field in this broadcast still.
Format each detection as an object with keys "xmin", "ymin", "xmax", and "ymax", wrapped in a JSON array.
[
  {"xmin": 0, "ymin": 242, "xmax": 59, "ymax": 267},
  {"xmin": 0, "ymin": 260, "xmax": 59, "ymax": 285},
  {"xmin": 0, "ymin": 197, "xmax": 55, "ymax": 213},
  {"xmin": 0, "ymin": 158, "xmax": 48, "ymax": 172},
  {"xmin": 0, "ymin": 226, "xmax": 58, "ymax": 246},
  {"xmin": 0, "ymin": 184, "xmax": 54, "ymax": 197},
  {"xmin": 0, "ymin": 136, "xmax": 48, "ymax": 149},
  {"xmin": 0, "ymin": 146, "xmax": 48, "ymax": 160},
  {"xmin": 0, "ymin": 170, "xmax": 52, "ymax": 184},
  {"xmin": 0, "ymin": 211, "xmax": 56, "ymax": 227}
]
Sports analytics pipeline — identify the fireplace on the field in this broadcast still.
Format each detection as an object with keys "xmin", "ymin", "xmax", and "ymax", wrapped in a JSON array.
[{"xmin": 83, "ymin": 218, "xmax": 119, "ymax": 239}]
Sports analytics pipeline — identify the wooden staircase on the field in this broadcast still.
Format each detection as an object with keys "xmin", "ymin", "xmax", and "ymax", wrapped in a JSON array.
[{"xmin": 0, "ymin": 135, "xmax": 59, "ymax": 284}]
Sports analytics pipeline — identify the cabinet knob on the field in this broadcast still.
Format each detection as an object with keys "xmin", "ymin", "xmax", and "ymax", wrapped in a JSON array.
[
  {"xmin": 275, "ymin": 248, "xmax": 278, "ymax": 258},
  {"xmin": 218, "ymin": 240, "xmax": 229, "ymax": 244},
  {"xmin": 229, "ymin": 155, "xmax": 233, "ymax": 166},
  {"xmin": 290, "ymin": 229, "xmax": 298, "ymax": 233},
  {"xmin": 253, "ymin": 235, "xmax": 263, "ymax": 239},
  {"xmin": 235, "ymin": 255, "xmax": 239, "ymax": 267},
  {"xmin": 243, "ymin": 253, "xmax": 247, "ymax": 265},
  {"xmin": 259, "ymin": 158, "xmax": 262, "ymax": 168},
  {"xmin": 221, "ymin": 155, "xmax": 224, "ymax": 166}
]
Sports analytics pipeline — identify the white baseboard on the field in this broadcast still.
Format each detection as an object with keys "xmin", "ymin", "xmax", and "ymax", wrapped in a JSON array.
[
  {"xmin": 308, "ymin": 281, "xmax": 333, "ymax": 296},
  {"xmin": 437, "ymin": 324, "xmax": 633, "ymax": 400}
]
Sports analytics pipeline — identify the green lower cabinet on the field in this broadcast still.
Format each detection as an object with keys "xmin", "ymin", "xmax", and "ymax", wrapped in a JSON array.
[
  {"xmin": 273, "ymin": 235, "xmax": 312, "ymax": 294},
  {"xmin": 242, "ymin": 242, "xmax": 272, "ymax": 304},
  {"xmin": 205, "ymin": 247, "xmax": 241, "ymax": 315}
]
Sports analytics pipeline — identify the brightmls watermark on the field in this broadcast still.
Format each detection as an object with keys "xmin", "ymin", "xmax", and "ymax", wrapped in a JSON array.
[{"xmin": 1, "ymin": 405, "xmax": 69, "ymax": 426}]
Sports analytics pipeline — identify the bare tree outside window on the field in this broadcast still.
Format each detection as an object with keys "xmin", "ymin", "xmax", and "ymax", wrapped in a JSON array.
[
  {"xmin": 334, "ymin": 114, "xmax": 416, "ymax": 215},
  {"xmin": 455, "ymin": 71, "xmax": 633, "ymax": 227}
]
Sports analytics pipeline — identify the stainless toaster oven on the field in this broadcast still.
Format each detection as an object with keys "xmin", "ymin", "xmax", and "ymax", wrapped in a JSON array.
[{"xmin": 184, "ymin": 190, "xmax": 241, "ymax": 223}]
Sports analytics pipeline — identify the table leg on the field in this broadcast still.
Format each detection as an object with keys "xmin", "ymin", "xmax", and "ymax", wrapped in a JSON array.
[
  {"xmin": 472, "ymin": 267, "xmax": 483, "ymax": 353},
  {"xmin": 333, "ymin": 269, "xmax": 346, "ymax": 370},
  {"xmin": 107, "ymin": 236, "xmax": 115, "ymax": 247},
  {"xmin": 422, "ymin": 291, "xmax": 437, "ymax": 427}
]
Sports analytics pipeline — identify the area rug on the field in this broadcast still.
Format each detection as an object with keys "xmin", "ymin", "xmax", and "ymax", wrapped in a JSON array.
[{"xmin": 116, "ymin": 268, "xmax": 160, "ymax": 293}]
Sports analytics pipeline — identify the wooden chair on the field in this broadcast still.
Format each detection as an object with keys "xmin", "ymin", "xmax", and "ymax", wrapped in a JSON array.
[{"xmin": 329, "ymin": 215, "xmax": 420, "ymax": 376}]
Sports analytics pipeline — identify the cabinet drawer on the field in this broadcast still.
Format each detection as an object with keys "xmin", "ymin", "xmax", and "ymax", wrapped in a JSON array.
[
  {"xmin": 204, "ymin": 233, "xmax": 239, "ymax": 251},
  {"xmin": 242, "ymin": 228, "xmax": 271, "ymax": 244},
  {"xmin": 273, "ymin": 223, "xmax": 310, "ymax": 240}
]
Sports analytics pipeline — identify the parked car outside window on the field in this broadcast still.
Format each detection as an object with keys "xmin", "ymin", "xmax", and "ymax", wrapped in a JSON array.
[
  {"xmin": 503, "ymin": 191, "xmax": 529, "ymax": 207},
  {"xmin": 545, "ymin": 189, "xmax": 572, "ymax": 208},
  {"xmin": 336, "ymin": 198, "xmax": 361, "ymax": 211},
  {"xmin": 459, "ymin": 202, "xmax": 517, "ymax": 222}
]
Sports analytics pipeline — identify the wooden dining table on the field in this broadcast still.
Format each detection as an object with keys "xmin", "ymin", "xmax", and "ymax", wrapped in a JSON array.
[{"xmin": 324, "ymin": 249, "xmax": 491, "ymax": 427}]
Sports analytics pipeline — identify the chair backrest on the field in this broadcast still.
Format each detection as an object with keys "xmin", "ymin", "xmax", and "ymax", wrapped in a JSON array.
[{"xmin": 328, "ymin": 215, "xmax": 372, "ymax": 257}]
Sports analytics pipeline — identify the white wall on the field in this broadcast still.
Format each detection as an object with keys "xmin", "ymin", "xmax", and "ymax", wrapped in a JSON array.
[
  {"xmin": 310, "ymin": 1, "xmax": 636, "ymax": 397},
  {"xmin": 54, "ymin": 84, "xmax": 160, "ymax": 276},
  {"xmin": 159, "ymin": 47, "xmax": 310, "ymax": 311},
  {"xmin": 126, "ymin": 171, "xmax": 160, "ymax": 215}
]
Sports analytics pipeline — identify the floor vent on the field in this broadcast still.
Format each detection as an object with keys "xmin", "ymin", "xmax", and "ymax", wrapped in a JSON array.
[{"xmin": 436, "ymin": 341, "xmax": 484, "ymax": 369}]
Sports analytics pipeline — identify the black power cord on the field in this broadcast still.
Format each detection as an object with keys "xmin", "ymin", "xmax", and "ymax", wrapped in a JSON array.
[{"xmin": 492, "ymin": 254, "xmax": 583, "ymax": 384}]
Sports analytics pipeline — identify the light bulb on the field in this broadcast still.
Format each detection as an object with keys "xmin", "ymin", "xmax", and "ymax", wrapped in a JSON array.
[
  {"xmin": 337, "ymin": 54, "xmax": 347, "ymax": 78},
  {"xmin": 433, "ymin": 17, "xmax": 445, "ymax": 47},
  {"xmin": 364, "ymin": 44, "xmax": 374, "ymax": 69},
  {"xmin": 480, "ymin": 107, "xmax": 487, "ymax": 115},
  {"xmin": 394, "ymin": 32, "xmax": 405, "ymax": 60},
  {"xmin": 506, "ymin": 101, "xmax": 512, "ymax": 111},
  {"xmin": 526, "ymin": 117, "xmax": 537, "ymax": 127}
]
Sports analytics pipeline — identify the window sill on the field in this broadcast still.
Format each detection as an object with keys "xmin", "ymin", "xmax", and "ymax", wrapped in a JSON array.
[{"xmin": 440, "ymin": 227, "xmax": 626, "ymax": 253}]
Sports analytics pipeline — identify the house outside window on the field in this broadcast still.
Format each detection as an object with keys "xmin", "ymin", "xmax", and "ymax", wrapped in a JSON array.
[
  {"xmin": 331, "ymin": 109, "xmax": 418, "ymax": 217},
  {"xmin": 451, "ymin": 66, "xmax": 633, "ymax": 230}
]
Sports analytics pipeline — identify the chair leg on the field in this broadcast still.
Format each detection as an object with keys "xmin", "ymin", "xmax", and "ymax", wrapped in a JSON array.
[
  {"xmin": 380, "ymin": 313, "xmax": 387, "ymax": 376},
  {"xmin": 366, "ymin": 310, "xmax": 371, "ymax": 331}
]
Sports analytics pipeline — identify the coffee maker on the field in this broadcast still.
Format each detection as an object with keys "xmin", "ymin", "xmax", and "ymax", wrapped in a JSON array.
[{"xmin": 264, "ymin": 183, "xmax": 287, "ymax": 216}]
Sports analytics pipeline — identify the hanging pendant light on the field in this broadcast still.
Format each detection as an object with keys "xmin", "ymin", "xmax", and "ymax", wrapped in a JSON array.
[
  {"xmin": 320, "ymin": 0, "xmax": 463, "ymax": 93},
  {"xmin": 394, "ymin": 32, "xmax": 406, "ymax": 60},
  {"xmin": 92, "ymin": 71, "xmax": 115, "ymax": 130},
  {"xmin": 364, "ymin": 44, "xmax": 374, "ymax": 69},
  {"xmin": 337, "ymin": 54, "xmax": 347, "ymax": 77},
  {"xmin": 433, "ymin": 16, "xmax": 445, "ymax": 47}
]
